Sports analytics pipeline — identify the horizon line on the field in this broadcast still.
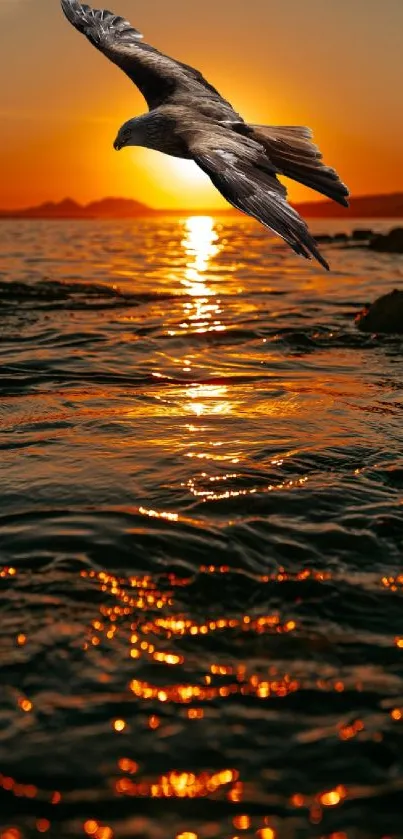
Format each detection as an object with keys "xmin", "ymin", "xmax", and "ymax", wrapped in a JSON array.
[{"xmin": 1, "ymin": 190, "xmax": 403, "ymax": 215}]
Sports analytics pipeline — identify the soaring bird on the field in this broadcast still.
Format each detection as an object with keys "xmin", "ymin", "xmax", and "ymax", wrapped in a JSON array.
[{"xmin": 61, "ymin": 0, "xmax": 349, "ymax": 270}]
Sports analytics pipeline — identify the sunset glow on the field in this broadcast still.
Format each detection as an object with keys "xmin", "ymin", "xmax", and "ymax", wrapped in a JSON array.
[
  {"xmin": 159, "ymin": 157, "xmax": 214, "ymax": 202},
  {"xmin": 1, "ymin": 0, "xmax": 403, "ymax": 209}
]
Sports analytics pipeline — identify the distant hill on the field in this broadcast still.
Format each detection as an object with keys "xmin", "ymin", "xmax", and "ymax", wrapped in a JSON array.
[
  {"xmin": 86, "ymin": 197, "xmax": 157, "ymax": 218},
  {"xmin": 293, "ymin": 192, "xmax": 403, "ymax": 218},
  {"xmin": 0, "ymin": 197, "xmax": 157, "ymax": 219},
  {"xmin": 1, "ymin": 193, "xmax": 403, "ymax": 219}
]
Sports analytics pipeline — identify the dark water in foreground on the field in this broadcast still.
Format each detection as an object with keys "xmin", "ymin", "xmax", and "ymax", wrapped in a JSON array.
[{"xmin": 1, "ymin": 216, "xmax": 403, "ymax": 839}]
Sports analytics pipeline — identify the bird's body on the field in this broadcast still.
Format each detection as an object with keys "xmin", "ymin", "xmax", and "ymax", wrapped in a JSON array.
[{"xmin": 61, "ymin": 0, "xmax": 349, "ymax": 270}]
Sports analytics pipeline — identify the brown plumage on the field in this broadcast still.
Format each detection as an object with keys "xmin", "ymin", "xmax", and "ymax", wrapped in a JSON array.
[{"xmin": 61, "ymin": 0, "xmax": 349, "ymax": 270}]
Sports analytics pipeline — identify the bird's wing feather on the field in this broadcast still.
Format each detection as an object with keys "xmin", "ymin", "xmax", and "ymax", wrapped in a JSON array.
[
  {"xmin": 61, "ymin": 0, "xmax": 223, "ymax": 109},
  {"xmin": 189, "ymin": 132, "xmax": 329, "ymax": 269}
]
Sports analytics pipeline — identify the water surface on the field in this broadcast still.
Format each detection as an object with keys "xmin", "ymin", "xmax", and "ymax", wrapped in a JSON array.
[{"xmin": 1, "ymin": 216, "xmax": 403, "ymax": 839}]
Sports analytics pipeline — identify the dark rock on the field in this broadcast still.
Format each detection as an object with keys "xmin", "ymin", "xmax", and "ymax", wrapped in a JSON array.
[
  {"xmin": 352, "ymin": 228, "xmax": 374, "ymax": 240},
  {"xmin": 314, "ymin": 234, "xmax": 334, "ymax": 244},
  {"xmin": 355, "ymin": 289, "xmax": 403, "ymax": 334},
  {"xmin": 315, "ymin": 233, "xmax": 349, "ymax": 245},
  {"xmin": 369, "ymin": 227, "xmax": 403, "ymax": 253}
]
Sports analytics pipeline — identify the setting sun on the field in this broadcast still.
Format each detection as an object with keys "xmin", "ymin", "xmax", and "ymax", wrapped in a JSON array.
[
  {"xmin": 148, "ymin": 154, "xmax": 224, "ymax": 209},
  {"xmin": 164, "ymin": 158, "xmax": 210, "ymax": 187}
]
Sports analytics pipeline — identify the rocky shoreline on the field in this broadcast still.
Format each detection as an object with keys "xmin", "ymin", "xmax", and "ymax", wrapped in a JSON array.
[
  {"xmin": 314, "ymin": 227, "xmax": 403, "ymax": 333},
  {"xmin": 316, "ymin": 227, "xmax": 403, "ymax": 253}
]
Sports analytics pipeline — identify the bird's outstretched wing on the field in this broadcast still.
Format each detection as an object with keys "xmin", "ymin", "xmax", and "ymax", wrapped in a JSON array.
[
  {"xmin": 189, "ymin": 132, "xmax": 330, "ymax": 269},
  {"xmin": 61, "ymin": 0, "xmax": 223, "ymax": 110}
]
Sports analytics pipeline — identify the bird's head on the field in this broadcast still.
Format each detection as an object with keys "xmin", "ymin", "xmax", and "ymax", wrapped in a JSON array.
[{"xmin": 113, "ymin": 117, "xmax": 146, "ymax": 151}]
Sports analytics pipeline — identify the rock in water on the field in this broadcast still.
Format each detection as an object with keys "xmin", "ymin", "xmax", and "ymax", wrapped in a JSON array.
[
  {"xmin": 369, "ymin": 228, "xmax": 403, "ymax": 253},
  {"xmin": 356, "ymin": 289, "xmax": 403, "ymax": 334},
  {"xmin": 352, "ymin": 228, "xmax": 373, "ymax": 241}
]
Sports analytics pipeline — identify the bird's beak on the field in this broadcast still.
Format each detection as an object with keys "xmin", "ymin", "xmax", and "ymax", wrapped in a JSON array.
[{"xmin": 113, "ymin": 139, "xmax": 122, "ymax": 151}]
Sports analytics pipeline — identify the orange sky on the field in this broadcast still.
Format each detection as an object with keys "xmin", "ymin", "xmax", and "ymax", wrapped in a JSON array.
[{"xmin": 0, "ymin": 0, "xmax": 402, "ymax": 209}]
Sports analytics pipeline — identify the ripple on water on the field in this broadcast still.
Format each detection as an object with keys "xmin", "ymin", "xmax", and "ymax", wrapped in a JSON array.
[{"xmin": 0, "ymin": 217, "xmax": 403, "ymax": 839}]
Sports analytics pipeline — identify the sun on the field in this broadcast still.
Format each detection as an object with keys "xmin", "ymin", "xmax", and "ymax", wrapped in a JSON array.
[
  {"xmin": 163, "ymin": 157, "xmax": 211, "ymax": 186},
  {"xmin": 122, "ymin": 148, "xmax": 228, "ymax": 210},
  {"xmin": 150, "ymin": 153, "xmax": 226, "ymax": 208}
]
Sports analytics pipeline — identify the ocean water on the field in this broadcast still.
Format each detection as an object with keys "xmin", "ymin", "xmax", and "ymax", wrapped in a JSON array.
[{"xmin": 1, "ymin": 216, "xmax": 403, "ymax": 839}]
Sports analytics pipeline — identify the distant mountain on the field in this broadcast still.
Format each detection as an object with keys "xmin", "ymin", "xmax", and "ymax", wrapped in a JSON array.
[
  {"xmin": 0, "ymin": 198, "xmax": 87, "ymax": 219},
  {"xmin": 85, "ymin": 197, "xmax": 157, "ymax": 218},
  {"xmin": 292, "ymin": 192, "xmax": 403, "ymax": 218},
  {"xmin": 0, "ymin": 197, "xmax": 157, "ymax": 219},
  {"xmin": 1, "ymin": 193, "xmax": 403, "ymax": 219}
]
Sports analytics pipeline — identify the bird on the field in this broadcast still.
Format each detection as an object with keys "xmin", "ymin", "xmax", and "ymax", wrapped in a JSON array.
[{"xmin": 61, "ymin": 0, "xmax": 349, "ymax": 270}]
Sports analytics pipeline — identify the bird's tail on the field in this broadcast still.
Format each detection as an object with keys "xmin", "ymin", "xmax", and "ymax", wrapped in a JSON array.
[{"xmin": 249, "ymin": 124, "xmax": 349, "ymax": 207}]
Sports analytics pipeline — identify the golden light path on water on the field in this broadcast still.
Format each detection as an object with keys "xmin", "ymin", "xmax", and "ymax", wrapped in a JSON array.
[
  {"xmin": 179, "ymin": 216, "xmax": 233, "ymax": 419},
  {"xmin": 181, "ymin": 216, "xmax": 220, "ymax": 299}
]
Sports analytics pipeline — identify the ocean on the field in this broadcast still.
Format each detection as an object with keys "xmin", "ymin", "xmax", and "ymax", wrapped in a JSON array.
[{"xmin": 1, "ymin": 216, "xmax": 403, "ymax": 839}]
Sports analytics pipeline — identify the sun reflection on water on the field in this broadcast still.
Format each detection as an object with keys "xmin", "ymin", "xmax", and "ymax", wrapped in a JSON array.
[
  {"xmin": 185, "ymin": 383, "xmax": 233, "ymax": 417},
  {"xmin": 181, "ymin": 216, "xmax": 219, "ymax": 296},
  {"xmin": 174, "ymin": 216, "xmax": 225, "ymax": 337},
  {"xmin": 173, "ymin": 217, "xmax": 236, "ymax": 419}
]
